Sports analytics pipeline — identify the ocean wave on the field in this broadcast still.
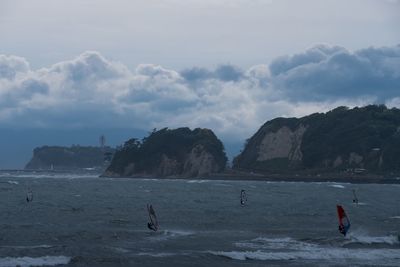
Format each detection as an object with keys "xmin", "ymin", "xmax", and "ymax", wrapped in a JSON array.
[
  {"xmin": 186, "ymin": 180, "xmax": 208, "ymax": 183},
  {"xmin": 345, "ymin": 233, "xmax": 399, "ymax": 245},
  {"xmin": 136, "ymin": 252, "xmax": 181, "ymax": 257},
  {"xmin": 1, "ymin": 245, "xmax": 54, "ymax": 249},
  {"xmin": 0, "ymin": 256, "xmax": 70, "ymax": 267},
  {"xmin": 389, "ymin": 216, "xmax": 400, "ymax": 219},
  {"xmin": 7, "ymin": 180, "xmax": 19, "ymax": 185},
  {"xmin": 329, "ymin": 184, "xmax": 345, "ymax": 188},
  {"xmin": 235, "ymin": 237, "xmax": 318, "ymax": 250},
  {"xmin": 209, "ymin": 248, "xmax": 400, "ymax": 262},
  {"xmin": 147, "ymin": 229, "xmax": 195, "ymax": 241}
]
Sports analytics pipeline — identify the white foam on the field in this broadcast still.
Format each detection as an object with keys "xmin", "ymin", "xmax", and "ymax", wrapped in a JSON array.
[
  {"xmin": 346, "ymin": 233, "xmax": 399, "ymax": 245},
  {"xmin": 187, "ymin": 180, "xmax": 207, "ymax": 183},
  {"xmin": 136, "ymin": 252, "xmax": 180, "ymax": 257},
  {"xmin": 219, "ymin": 235, "xmax": 400, "ymax": 263},
  {"xmin": 147, "ymin": 229, "xmax": 195, "ymax": 241},
  {"xmin": 7, "ymin": 180, "xmax": 19, "ymax": 185},
  {"xmin": 355, "ymin": 202, "xmax": 368, "ymax": 205},
  {"xmin": 0, "ymin": 256, "xmax": 70, "ymax": 267},
  {"xmin": 210, "ymin": 248, "xmax": 400, "ymax": 262},
  {"xmin": 6, "ymin": 173, "xmax": 99, "ymax": 179},
  {"xmin": 389, "ymin": 216, "xmax": 400, "ymax": 219},
  {"xmin": 330, "ymin": 184, "xmax": 345, "ymax": 188},
  {"xmin": 1, "ymin": 245, "xmax": 53, "ymax": 249},
  {"xmin": 235, "ymin": 237, "xmax": 318, "ymax": 250},
  {"xmin": 110, "ymin": 247, "xmax": 130, "ymax": 253}
]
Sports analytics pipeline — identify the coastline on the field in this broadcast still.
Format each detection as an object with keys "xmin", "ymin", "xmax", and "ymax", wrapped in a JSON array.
[
  {"xmin": 100, "ymin": 169, "xmax": 400, "ymax": 184},
  {"xmin": 3, "ymin": 169, "xmax": 399, "ymax": 185}
]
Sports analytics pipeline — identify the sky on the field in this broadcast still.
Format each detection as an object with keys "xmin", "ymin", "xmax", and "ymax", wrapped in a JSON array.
[{"xmin": 0, "ymin": 0, "xmax": 400, "ymax": 168}]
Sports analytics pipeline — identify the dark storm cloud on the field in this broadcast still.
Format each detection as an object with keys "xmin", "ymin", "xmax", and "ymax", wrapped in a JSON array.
[
  {"xmin": 181, "ymin": 64, "xmax": 243, "ymax": 83},
  {"xmin": 270, "ymin": 44, "xmax": 400, "ymax": 101},
  {"xmin": 1, "ymin": 44, "xmax": 399, "ymax": 141}
]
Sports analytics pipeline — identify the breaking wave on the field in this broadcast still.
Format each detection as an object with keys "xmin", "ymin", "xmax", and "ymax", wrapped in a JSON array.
[
  {"xmin": 147, "ymin": 229, "xmax": 195, "ymax": 241},
  {"xmin": 211, "ymin": 236, "xmax": 400, "ymax": 264},
  {"xmin": 210, "ymin": 248, "xmax": 400, "ymax": 262},
  {"xmin": 329, "ymin": 184, "xmax": 345, "ymax": 189},
  {"xmin": 0, "ymin": 256, "xmax": 70, "ymax": 267},
  {"xmin": 345, "ymin": 232, "xmax": 399, "ymax": 245}
]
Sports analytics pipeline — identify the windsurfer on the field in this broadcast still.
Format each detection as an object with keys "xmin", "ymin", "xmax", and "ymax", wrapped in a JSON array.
[
  {"xmin": 26, "ymin": 190, "xmax": 33, "ymax": 203},
  {"xmin": 338, "ymin": 225, "xmax": 346, "ymax": 236},
  {"xmin": 147, "ymin": 222, "xmax": 157, "ymax": 231}
]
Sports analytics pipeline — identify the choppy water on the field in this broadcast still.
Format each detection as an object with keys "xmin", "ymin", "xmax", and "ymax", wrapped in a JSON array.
[{"xmin": 0, "ymin": 170, "xmax": 399, "ymax": 266}]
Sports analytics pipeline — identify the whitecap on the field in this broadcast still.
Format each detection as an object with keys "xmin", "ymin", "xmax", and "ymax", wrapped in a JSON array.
[
  {"xmin": 209, "ymin": 248, "xmax": 400, "ymax": 262},
  {"xmin": 345, "ymin": 233, "xmax": 399, "ymax": 245},
  {"xmin": 1, "ymin": 245, "xmax": 53, "ymax": 249},
  {"xmin": 235, "ymin": 237, "xmax": 318, "ymax": 250},
  {"xmin": 7, "ymin": 180, "xmax": 19, "ymax": 185},
  {"xmin": 389, "ymin": 216, "xmax": 400, "ymax": 219},
  {"xmin": 329, "ymin": 184, "xmax": 345, "ymax": 189},
  {"xmin": 147, "ymin": 229, "xmax": 195, "ymax": 241},
  {"xmin": 0, "ymin": 256, "xmax": 70, "ymax": 267},
  {"xmin": 186, "ymin": 180, "xmax": 207, "ymax": 183},
  {"xmin": 136, "ymin": 252, "xmax": 181, "ymax": 257}
]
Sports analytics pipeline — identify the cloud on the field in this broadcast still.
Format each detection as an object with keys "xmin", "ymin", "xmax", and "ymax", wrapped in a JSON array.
[
  {"xmin": 270, "ymin": 44, "xmax": 400, "ymax": 101},
  {"xmin": 181, "ymin": 64, "xmax": 244, "ymax": 83},
  {"xmin": 0, "ymin": 44, "xmax": 399, "ymax": 142},
  {"xmin": 0, "ymin": 55, "xmax": 30, "ymax": 80}
]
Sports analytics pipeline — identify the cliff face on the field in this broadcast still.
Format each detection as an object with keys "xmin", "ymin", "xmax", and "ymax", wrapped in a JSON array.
[
  {"xmin": 103, "ymin": 127, "xmax": 227, "ymax": 178},
  {"xmin": 233, "ymin": 105, "xmax": 400, "ymax": 174},
  {"xmin": 25, "ymin": 146, "xmax": 115, "ymax": 170}
]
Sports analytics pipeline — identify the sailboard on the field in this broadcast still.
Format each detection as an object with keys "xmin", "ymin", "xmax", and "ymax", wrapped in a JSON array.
[
  {"xmin": 240, "ymin": 189, "xmax": 247, "ymax": 206},
  {"xmin": 26, "ymin": 189, "xmax": 33, "ymax": 203},
  {"xmin": 352, "ymin": 189, "xmax": 358, "ymax": 204},
  {"xmin": 336, "ymin": 205, "xmax": 350, "ymax": 236},
  {"xmin": 147, "ymin": 204, "xmax": 159, "ymax": 231}
]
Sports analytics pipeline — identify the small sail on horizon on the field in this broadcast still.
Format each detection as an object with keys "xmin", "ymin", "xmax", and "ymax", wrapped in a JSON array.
[
  {"xmin": 337, "ymin": 205, "xmax": 350, "ymax": 236},
  {"xmin": 352, "ymin": 189, "xmax": 358, "ymax": 204},
  {"xmin": 147, "ymin": 204, "xmax": 159, "ymax": 231},
  {"xmin": 240, "ymin": 189, "xmax": 247, "ymax": 206}
]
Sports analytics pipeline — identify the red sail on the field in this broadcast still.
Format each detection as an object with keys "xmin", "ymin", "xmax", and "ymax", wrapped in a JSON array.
[
  {"xmin": 337, "ymin": 205, "xmax": 346, "ymax": 223},
  {"xmin": 336, "ymin": 205, "xmax": 351, "ymax": 236}
]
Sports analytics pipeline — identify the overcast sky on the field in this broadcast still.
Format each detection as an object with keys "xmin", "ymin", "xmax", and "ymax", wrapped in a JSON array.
[
  {"xmin": 0, "ymin": 0, "xmax": 400, "ymax": 158},
  {"xmin": 1, "ymin": 0, "xmax": 399, "ymax": 69}
]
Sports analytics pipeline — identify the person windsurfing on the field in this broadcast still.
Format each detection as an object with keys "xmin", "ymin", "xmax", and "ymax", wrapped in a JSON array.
[
  {"xmin": 26, "ymin": 189, "xmax": 33, "ymax": 203},
  {"xmin": 240, "ymin": 189, "xmax": 247, "ymax": 206},
  {"xmin": 352, "ymin": 189, "xmax": 358, "ymax": 204},
  {"xmin": 337, "ymin": 205, "xmax": 351, "ymax": 236},
  {"xmin": 147, "ymin": 204, "xmax": 159, "ymax": 232}
]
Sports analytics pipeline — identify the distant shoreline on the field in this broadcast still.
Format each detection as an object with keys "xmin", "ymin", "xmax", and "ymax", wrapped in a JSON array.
[
  {"xmin": 2, "ymin": 169, "xmax": 399, "ymax": 184},
  {"xmin": 101, "ymin": 169, "xmax": 400, "ymax": 184},
  {"xmin": 204, "ymin": 173, "xmax": 400, "ymax": 184}
]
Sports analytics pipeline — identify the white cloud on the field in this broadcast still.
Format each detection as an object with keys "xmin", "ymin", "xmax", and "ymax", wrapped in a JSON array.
[{"xmin": 0, "ymin": 44, "xmax": 399, "ymax": 142}]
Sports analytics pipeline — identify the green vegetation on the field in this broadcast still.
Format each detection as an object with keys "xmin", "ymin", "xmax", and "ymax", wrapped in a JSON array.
[
  {"xmin": 233, "ymin": 105, "xmax": 400, "ymax": 174},
  {"xmin": 25, "ymin": 145, "xmax": 114, "ymax": 170},
  {"xmin": 106, "ymin": 127, "xmax": 227, "ymax": 176}
]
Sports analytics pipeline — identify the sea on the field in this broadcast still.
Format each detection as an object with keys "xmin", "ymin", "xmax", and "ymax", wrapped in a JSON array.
[{"xmin": 0, "ymin": 170, "xmax": 399, "ymax": 267}]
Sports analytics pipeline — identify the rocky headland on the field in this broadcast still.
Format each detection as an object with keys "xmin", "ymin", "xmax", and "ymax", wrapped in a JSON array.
[
  {"xmin": 233, "ymin": 105, "xmax": 400, "ymax": 181},
  {"xmin": 102, "ymin": 127, "xmax": 227, "ymax": 178},
  {"xmin": 25, "ymin": 145, "xmax": 114, "ymax": 171}
]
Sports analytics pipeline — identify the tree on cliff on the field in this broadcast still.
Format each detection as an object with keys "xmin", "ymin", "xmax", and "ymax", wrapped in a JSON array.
[{"xmin": 105, "ymin": 127, "xmax": 227, "ymax": 177}]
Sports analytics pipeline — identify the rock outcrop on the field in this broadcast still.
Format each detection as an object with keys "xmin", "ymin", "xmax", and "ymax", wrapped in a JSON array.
[
  {"xmin": 103, "ymin": 127, "xmax": 227, "ymax": 178},
  {"xmin": 233, "ymin": 105, "xmax": 400, "ymax": 175}
]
